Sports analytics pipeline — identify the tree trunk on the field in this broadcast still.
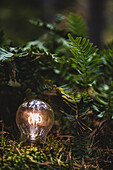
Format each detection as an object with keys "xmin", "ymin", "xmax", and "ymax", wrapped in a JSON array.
[
  {"xmin": 43, "ymin": 0, "xmax": 56, "ymax": 22},
  {"xmin": 88, "ymin": 0, "xmax": 106, "ymax": 49}
]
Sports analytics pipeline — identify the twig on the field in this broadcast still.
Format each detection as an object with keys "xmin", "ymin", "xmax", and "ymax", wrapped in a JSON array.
[
  {"xmin": 90, "ymin": 119, "xmax": 107, "ymax": 148},
  {"xmin": 26, "ymin": 155, "xmax": 53, "ymax": 165},
  {"xmin": 15, "ymin": 147, "xmax": 21, "ymax": 155}
]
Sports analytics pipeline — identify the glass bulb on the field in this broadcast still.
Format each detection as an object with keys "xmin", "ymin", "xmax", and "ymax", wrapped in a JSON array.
[{"xmin": 16, "ymin": 99, "xmax": 54, "ymax": 143}]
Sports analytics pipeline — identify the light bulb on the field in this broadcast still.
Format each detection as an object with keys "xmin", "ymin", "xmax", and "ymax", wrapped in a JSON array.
[{"xmin": 16, "ymin": 99, "xmax": 54, "ymax": 143}]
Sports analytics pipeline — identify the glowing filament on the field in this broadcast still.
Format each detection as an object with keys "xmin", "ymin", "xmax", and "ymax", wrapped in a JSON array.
[{"xmin": 28, "ymin": 113, "xmax": 42, "ymax": 125}]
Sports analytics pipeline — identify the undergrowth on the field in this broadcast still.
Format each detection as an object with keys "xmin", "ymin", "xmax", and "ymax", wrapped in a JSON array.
[{"xmin": 0, "ymin": 13, "xmax": 113, "ymax": 169}]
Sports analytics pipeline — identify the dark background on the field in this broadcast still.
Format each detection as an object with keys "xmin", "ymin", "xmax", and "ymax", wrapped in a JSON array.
[{"xmin": 0, "ymin": 0, "xmax": 113, "ymax": 48}]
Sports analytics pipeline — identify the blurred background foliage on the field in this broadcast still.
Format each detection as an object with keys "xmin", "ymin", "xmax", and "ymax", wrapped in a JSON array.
[{"xmin": 0, "ymin": 0, "xmax": 113, "ymax": 48}]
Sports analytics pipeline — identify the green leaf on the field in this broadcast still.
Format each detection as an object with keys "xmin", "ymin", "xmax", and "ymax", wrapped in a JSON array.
[
  {"xmin": 96, "ymin": 96, "xmax": 108, "ymax": 105},
  {"xmin": 97, "ymin": 111, "xmax": 105, "ymax": 118},
  {"xmin": 68, "ymin": 34, "xmax": 99, "ymax": 89},
  {"xmin": 0, "ymin": 48, "xmax": 13, "ymax": 61}
]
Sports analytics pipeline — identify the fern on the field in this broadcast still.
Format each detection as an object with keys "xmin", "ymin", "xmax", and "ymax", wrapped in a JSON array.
[
  {"xmin": 58, "ymin": 84, "xmax": 78, "ymax": 119},
  {"xmin": 95, "ymin": 82, "xmax": 113, "ymax": 119},
  {"xmin": 68, "ymin": 34, "xmax": 99, "ymax": 90},
  {"xmin": 0, "ymin": 47, "xmax": 58, "ymax": 98},
  {"xmin": 104, "ymin": 40, "xmax": 113, "ymax": 50},
  {"xmin": 0, "ymin": 48, "xmax": 13, "ymax": 61},
  {"xmin": 56, "ymin": 85, "xmax": 92, "ymax": 162},
  {"xmin": 99, "ymin": 49, "xmax": 113, "ymax": 82},
  {"xmin": 66, "ymin": 13, "xmax": 88, "ymax": 38},
  {"xmin": 71, "ymin": 130, "xmax": 91, "ymax": 163}
]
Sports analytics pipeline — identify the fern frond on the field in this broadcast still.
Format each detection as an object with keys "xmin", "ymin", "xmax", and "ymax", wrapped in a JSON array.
[
  {"xmin": 104, "ymin": 40, "xmax": 113, "ymax": 50},
  {"xmin": 71, "ymin": 130, "xmax": 91, "ymax": 162},
  {"xmin": 68, "ymin": 34, "xmax": 99, "ymax": 90},
  {"xmin": 58, "ymin": 84, "xmax": 78, "ymax": 116},
  {"xmin": 99, "ymin": 49, "xmax": 113, "ymax": 81},
  {"xmin": 95, "ymin": 82, "xmax": 113, "ymax": 119},
  {"xmin": 29, "ymin": 18, "xmax": 55, "ymax": 31},
  {"xmin": 0, "ymin": 48, "xmax": 13, "ymax": 61},
  {"xmin": 66, "ymin": 13, "xmax": 88, "ymax": 38}
]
